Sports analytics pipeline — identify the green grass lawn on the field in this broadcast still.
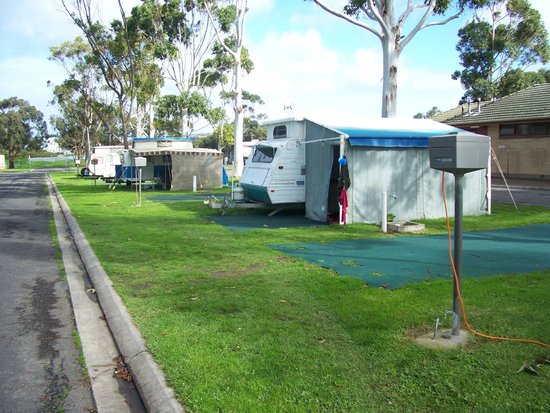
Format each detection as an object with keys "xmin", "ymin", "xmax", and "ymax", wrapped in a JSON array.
[
  {"xmin": 1, "ymin": 155, "xmax": 73, "ymax": 171},
  {"xmin": 52, "ymin": 173, "xmax": 550, "ymax": 413}
]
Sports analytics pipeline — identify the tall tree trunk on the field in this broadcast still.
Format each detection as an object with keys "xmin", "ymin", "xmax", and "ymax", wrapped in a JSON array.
[
  {"xmin": 181, "ymin": 109, "xmax": 189, "ymax": 138},
  {"xmin": 233, "ymin": 58, "xmax": 244, "ymax": 177},
  {"xmin": 119, "ymin": 98, "xmax": 129, "ymax": 149},
  {"xmin": 149, "ymin": 103, "xmax": 156, "ymax": 138},
  {"xmin": 312, "ymin": 0, "xmax": 460, "ymax": 120},
  {"xmin": 85, "ymin": 126, "xmax": 91, "ymax": 168},
  {"xmin": 381, "ymin": 34, "xmax": 399, "ymax": 118},
  {"xmin": 136, "ymin": 104, "xmax": 144, "ymax": 138}
]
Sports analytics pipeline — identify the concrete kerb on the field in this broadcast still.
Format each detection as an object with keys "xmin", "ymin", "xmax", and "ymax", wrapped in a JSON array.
[{"xmin": 49, "ymin": 177, "xmax": 184, "ymax": 413}]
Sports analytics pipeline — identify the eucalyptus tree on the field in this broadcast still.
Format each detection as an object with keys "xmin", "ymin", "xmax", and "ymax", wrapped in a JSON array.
[
  {"xmin": 539, "ymin": 68, "xmax": 550, "ymax": 83},
  {"xmin": 62, "ymin": 0, "xmax": 162, "ymax": 147},
  {"xmin": 203, "ymin": 0, "xmax": 249, "ymax": 177},
  {"xmin": 49, "ymin": 37, "xmax": 102, "ymax": 163},
  {"xmin": 310, "ymin": 0, "xmax": 480, "ymax": 118},
  {"xmin": 413, "ymin": 106, "xmax": 442, "ymax": 119},
  {"xmin": 49, "ymin": 78, "xmax": 116, "ymax": 162},
  {"xmin": 124, "ymin": 8, "xmax": 164, "ymax": 138},
  {"xmin": 129, "ymin": 0, "xmax": 220, "ymax": 137},
  {"xmin": 496, "ymin": 68, "xmax": 547, "ymax": 97},
  {"xmin": 244, "ymin": 113, "xmax": 267, "ymax": 141},
  {"xmin": 452, "ymin": 0, "xmax": 549, "ymax": 101},
  {"xmin": 0, "ymin": 98, "xmax": 47, "ymax": 168},
  {"xmin": 154, "ymin": 92, "xmax": 210, "ymax": 136}
]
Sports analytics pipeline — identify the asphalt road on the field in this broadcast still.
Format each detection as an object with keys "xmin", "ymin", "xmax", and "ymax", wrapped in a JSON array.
[
  {"xmin": 492, "ymin": 185, "xmax": 550, "ymax": 207},
  {"xmin": 0, "ymin": 172, "xmax": 95, "ymax": 412}
]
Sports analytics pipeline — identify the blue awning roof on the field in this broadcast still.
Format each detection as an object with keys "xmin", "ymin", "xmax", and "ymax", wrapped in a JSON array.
[
  {"xmin": 332, "ymin": 121, "xmax": 462, "ymax": 148},
  {"xmin": 340, "ymin": 127, "xmax": 463, "ymax": 148}
]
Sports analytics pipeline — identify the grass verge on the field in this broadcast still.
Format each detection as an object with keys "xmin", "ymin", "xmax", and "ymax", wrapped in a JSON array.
[{"xmin": 52, "ymin": 172, "xmax": 550, "ymax": 413}]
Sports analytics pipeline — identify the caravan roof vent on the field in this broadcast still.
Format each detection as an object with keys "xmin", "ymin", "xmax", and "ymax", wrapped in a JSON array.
[{"xmin": 273, "ymin": 125, "xmax": 287, "ymax": 139}]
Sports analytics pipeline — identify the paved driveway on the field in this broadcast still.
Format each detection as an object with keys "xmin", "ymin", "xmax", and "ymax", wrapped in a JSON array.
[
  {"xmin": 492, "ymin": 186, "xmax": 550, "ymax": 207},
  {"xmin": 0, "ymin": 173, "xmax": 94, "ymax": 412}
]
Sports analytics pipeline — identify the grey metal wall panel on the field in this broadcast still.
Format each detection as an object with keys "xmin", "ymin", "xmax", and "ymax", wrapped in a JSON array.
[{"xmin": 348, "ymin": 147, "xmax": 488, "ymax": 224}]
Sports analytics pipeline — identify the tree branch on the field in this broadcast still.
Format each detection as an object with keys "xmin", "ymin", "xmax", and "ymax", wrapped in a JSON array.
[
  {"xmin": 312, "ymin": 0, "xmax": 383, "ymax": 40},
  {"xmin": 367, "ymin": 0, "xmax": 391, "ymax": 36},
  {"xmin": 397, "ymin": 1, "xmax": 414, "ymax": 29},
  {"xmin": 421, "ymin": 12, "xmax": 462, "ymax": 29},
  {"xmin": 400, "ymin": 0, "xmax": 462, "ymax": 50},
  {"xmin": 203, "ymin": 0, "xmax": 238, "ymax": 59}
]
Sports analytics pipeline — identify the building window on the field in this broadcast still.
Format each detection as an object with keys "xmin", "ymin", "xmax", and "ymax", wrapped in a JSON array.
[
  {"xmin": 273, "ymin": 125, "xmax": 287, "ymax": 139},
  {"xmin": 530, "ymin": 123, "xmax": 548, "ymax": 135},
  {"xmin": 499, "ymin": 122, "xmax": 549, "ymax": 137},
  {"xmin": 500, "ymin": 125, "xmax": 515, "ymax": 136}
]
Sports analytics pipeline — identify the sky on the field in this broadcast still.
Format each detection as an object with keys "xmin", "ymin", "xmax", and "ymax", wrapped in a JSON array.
[{"xmin": 1, "ymin": 0, "xmax": 549, "ymax": 130}]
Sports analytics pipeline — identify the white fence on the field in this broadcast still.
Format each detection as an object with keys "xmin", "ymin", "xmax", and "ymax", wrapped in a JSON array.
[{"xmin": 27, "ymin": 155, "xmax": 75, "ymax": 169}]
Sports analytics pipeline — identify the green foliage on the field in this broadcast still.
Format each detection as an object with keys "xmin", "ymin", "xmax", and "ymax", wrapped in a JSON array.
[
  {"xmin": 0, "ymin": 97, "xmax": 47, "ymax": 168},
  {"xmin": 155, "ymin": 92, "xmax": 210, "ymax": 136},
  {"xmin": 214, "ymin": 4, "xmax": 237, "ymax": 32},
  {"xmin": 49, "ymin": 36, "xmax": 121, "ymax": 158},
  {"xmin": 202, "ymin": 38, "xmax": 254, "ymax": 88},
  {"xmin": 63, "ymin": 0, "xmax": 166, "ymax": 146},
  {"xmin": 127, "ymin": 0, "xmax": 189, "ymax": 59},
  {"xmin": 413, "ymin": 106, "xmax": 442, "ymax": 119},
  {"xmin": 539, "ymin": 68, "xmax": 550, "ymax": 83},
  {"xmin": 199, "ymin": 122, "xmax": 234, "ymax": 149},
  {"xmin": 244, "ymin": 114, "xmax": 267, "ymax": 141},
  {"xmin": 53, "ymin": 173, "xmax": 550, "ymax": 413},
  {"xmin": 453, "ymin": 0, "xmax": 549, "ymax": 101},
  {"xmin": 497, "ymin": 68, "xmax": 547, "ymax": 96}
]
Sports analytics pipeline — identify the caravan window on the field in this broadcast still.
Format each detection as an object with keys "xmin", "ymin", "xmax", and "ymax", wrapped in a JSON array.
[
  {"xmin": 273, "ymin": 125, "xmax": 287, "ymax": 139},
  {"xmin": 252, "ymin": 146, "xmax": 276, "ymax": 163}
]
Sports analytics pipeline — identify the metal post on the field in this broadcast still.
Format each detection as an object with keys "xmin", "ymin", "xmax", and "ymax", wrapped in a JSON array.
[
  {"xmin": 452, "ymin": 174, "xmax": 464, "ymax": 336},
  {"xmin": 138, "ymin": 167, "xmax": 142, "ymax": 207},
  {"xmin": 381, "ymin": 192, "xmax": 388, "ymax": 233}
]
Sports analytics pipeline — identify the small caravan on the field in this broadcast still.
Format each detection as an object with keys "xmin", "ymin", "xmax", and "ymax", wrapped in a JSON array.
[
  {"xmin": 239, "ymin": 117, "xmax": 490, "ymax": 224},
  {"xmin": 239, "ymin": 119, "xmax": 307, "ymax": 204},
  {"xmin": 89, "ymin": 146, "xmax": 124, "ymax": 178}
]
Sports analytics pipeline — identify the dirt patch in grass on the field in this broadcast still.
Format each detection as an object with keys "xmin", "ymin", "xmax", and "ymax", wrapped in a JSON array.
[
  {"xmin": 131, "ymin": 282, "xmax": 153, "ymax": 291},
  {"xmin": 211, "ymin": 262, "xmax": 267, "ymax": 279}
]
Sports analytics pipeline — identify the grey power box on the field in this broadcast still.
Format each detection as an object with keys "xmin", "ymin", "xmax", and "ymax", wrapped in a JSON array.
[
  {"xmin": 134, "ymin": 156, "xmax": 147, "ymax": 167},
  {"xmin": 429, "ymin": 131, "xmax": 490, "ymax": 174}
]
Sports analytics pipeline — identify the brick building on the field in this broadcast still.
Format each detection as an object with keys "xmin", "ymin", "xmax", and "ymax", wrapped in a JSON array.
[{"xmin": 434, "ymin": 83, "xmax": 550, "ymax": 181}]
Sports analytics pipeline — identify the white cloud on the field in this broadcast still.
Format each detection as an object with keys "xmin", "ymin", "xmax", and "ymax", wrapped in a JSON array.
[
  {"xmin": 244, "ymin": 29, "xmax": 383, "ymax": 124},
  {"xmin": 0, "ymin": 56, "xmax": 67, "ymax": 123},
  {"xmin": 245, "ymin": 25, "xmax": 464, "ymax": 124},
  {"xmin": 244, "ymin": 20, "xmax": 471, "ymax": 124},
  {"xmin": 0, "ymin": 0, "xmax": 77, "ymax": 44},
  {"xmin": 248, "ymin": 0, "xmax": 275, "ymax": 16}
]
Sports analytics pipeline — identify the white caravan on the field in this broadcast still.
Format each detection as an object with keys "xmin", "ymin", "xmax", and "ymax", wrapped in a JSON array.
[
  {"xmin": 239, "ymin": 119, "xmax": 306, "ymax": 205},
  {"xmin": 89, "ymin": 146, "xmax": 124, "ymax": 178}
]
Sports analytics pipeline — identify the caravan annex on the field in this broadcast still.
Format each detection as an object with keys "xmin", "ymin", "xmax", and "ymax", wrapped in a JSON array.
[
  {"xmin": 89, "ymin": 138, "xmax": 223, "ymax": 190},
  {"xmin": 240, "ymin": 117, "xmax": 490, "ymax": 224}
]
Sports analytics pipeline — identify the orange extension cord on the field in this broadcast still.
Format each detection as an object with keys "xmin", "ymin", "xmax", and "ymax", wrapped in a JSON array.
[{"xmin": 441, "ymin": 172, "xmax": 550, "ymax": 348}]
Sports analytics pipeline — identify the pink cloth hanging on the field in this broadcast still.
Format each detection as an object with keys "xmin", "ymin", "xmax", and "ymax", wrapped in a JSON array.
[{"xmin": 339, "ymin": 187, "xmax": 348, "ymax": 224}]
